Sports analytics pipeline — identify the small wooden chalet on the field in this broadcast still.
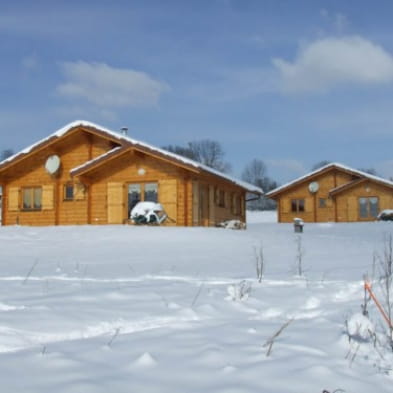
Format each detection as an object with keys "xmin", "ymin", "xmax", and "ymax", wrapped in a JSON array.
[
  {"xmin": 0, "ymin": 121, "xmax": 262, "ymax": 227},
  {"xmin": 266, "ymin": 163, "xmax": 393, "ymax": 223}
]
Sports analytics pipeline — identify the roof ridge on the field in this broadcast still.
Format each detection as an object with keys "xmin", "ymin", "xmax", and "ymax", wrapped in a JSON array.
[
  {"xmin": 0, "ymin": 120, "xmax": 263, "ymax": 194},
  {"xmin": 266, "ymin": 162, "xmax": 393, "ymax": 197}
]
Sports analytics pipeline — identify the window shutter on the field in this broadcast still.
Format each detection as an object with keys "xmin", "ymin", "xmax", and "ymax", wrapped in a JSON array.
[
  {"xmin": 305, "ymin": 197, "xmax": 312, "ymax": 212},
  {"xmin": 159, "ymin": 179, "xmax": 177, "ymax": 225},
  {"xmin": 74, "ymin": 182, "xmax": 86, "ymax": 201},
  {"xmin": 380, "ymin": 196, "xmax": 390, "ymax": 211},
  {"xmin": 8, "ymin": 187, "xmax": 19, "ymax": 211},
  {"xmin": 281, "ymin": 198, "xmax": 290, "ymax": 213},
  {"xmin": 107, "ymin": 183, "xmax": 124, "ymax": 224},
  {"xmin": 42, "ymin": 185, "xmax": 54, "ymax": 210},
  {"xmin": 347, "ymin": 196, "xmax": 357, "ymax": 221}
]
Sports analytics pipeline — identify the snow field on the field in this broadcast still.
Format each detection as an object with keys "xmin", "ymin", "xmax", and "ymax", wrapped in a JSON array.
[{"xmin": 0, "ymin": 214, "xmax": 392, "ymax": 392}]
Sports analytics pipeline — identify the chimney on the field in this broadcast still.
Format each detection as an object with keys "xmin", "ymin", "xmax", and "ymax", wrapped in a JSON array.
[{"xmin": 120, "ymin": 127, "xmax": 128, "ymax": 136}]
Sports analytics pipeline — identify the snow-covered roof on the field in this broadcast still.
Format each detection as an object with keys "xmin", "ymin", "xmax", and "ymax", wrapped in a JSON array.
[
  {"xmin": 0, "ymin": 120, "xmax": 263, "ymax": 194},
  {"xmin": 70, "ymin": 146, "xmax": 125, "ymax": 174},
  {"xmin": 266, "ymin": 162, "xmax": 393, "ymax": 197}
]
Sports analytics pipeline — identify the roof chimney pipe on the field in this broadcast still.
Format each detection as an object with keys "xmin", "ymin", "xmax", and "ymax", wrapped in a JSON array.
[{"xmin": 120, "ymin": 127, "xmax": 128, "ymax": 136}]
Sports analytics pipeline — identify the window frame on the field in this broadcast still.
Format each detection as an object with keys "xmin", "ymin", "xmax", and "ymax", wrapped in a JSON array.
[
  {"xmin": 127, "ymin": 182, "xmax": 159, "ymax": 213},
  {"xmin": 319, "ymin": 198, "xmax": 327, "ymax": 208},
  {"xmin": 63, "ymin": 183, "xmax": 74, "ymax": 201},
  {"xmin": 359, "ymin": 196, "xmax": 379, "ymax": 219},
  {"xmin": 291, "ymin": 198, "xmax": 305, "ymax": 213},
  {"xmin": 21, "ymin": 186, "xmax": 42, "ymax": 211}
]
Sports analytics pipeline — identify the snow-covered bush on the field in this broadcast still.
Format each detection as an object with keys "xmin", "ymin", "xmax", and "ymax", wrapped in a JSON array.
[
  {"xmin": 346, "ymin": 313, "xmax": 375, "ymax": 342},
  {"xmin": 226, "ymin": 280, "xmax": 252, "ymax": 301}
]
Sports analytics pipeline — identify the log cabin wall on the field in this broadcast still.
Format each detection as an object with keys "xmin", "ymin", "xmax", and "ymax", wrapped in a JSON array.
[
  {"xmin": 3, "ymin": 132, "xmax": 114, "ymax": 226},
  {"xmin": 277, "ymin": 170, "xmax": 354, "ymax": 223},
  {"xmin": 0, "ymin": 124, "xmax": 254, "ymax": 227},
  {"xmin": 335, "ymin": 181, "xmax": 393, "ymax": 222},
  {"xmin": 191, "ymin": 178, "xmax": 246, "ymax": 226},
  {"xmin": 81, "ymin": 151, "xmax": 246, "ymax": 227},
  {"xmin": 80, "ymin": 151, "xmax": 189, "ymax": 226},
  {"xmin": 271, "ymin": 166, "xmax": 393, "ymax": 223}
]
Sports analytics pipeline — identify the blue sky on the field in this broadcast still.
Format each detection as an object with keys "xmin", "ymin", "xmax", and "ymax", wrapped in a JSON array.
[{"xmin": 2, "ymin": 0, "xmax": 393, "ymax": 183}]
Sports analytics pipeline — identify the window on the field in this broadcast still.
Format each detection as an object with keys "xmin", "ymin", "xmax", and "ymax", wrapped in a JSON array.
[
  {"xmin": 64, "ymin": 183, "xmax": 74, "ymax": 201},
  {"xmin": 319, "ymin": 198, "xmax": 327, "ymax": 208},
  {"xmin": 359, "ymin": 197, "xmax": 379, "ymax": 219},
  {"xmin": 128, "ymin": 182, "xmax": 158, "ymax": 214},
  {"xmin": 291, "ymin": 199, "xmax": 305, "ymax": 213},
  {"xmin": 22, "ymin": 187, "xmax": 42, "ymax": 210},
  {"xmin": 144, "ymin": 183, "xmax": 158, "ymax": 202}
]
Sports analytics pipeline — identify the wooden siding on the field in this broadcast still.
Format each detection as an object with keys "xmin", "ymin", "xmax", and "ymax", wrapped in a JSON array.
[
  {"xmin": 1, "ymin": 127, "xmax": 249, "ymax": 227},
  {"xmin": 107, "ymin": 182, "xmax": 124, "ymax": 224},
  {"xmin": 2, "ymin": 131, "xmax": 113, "ymax": 226},
  {"xmin": 336, "ymin": 181, "xmax": 393, "ymax": 222},
  {"xmin": 83, "ymin": 151, "xmax": 185, "ymax": 225},
  {"xmin": 277, "ymin": 170, "xmax": 354, "ymax": 223},
  {"xmin": 275, "ymin": 169, "xmax": 393, "ymax": 223},
  {"xmin": 159, "ymin": 179, "xmax": 177, "ymax": 225}
]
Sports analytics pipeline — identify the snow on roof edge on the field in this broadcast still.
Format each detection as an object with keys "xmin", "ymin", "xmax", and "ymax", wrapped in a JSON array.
[
  {"xmin": 266, "ymin": 162, "xmax": 393, "ymax": 197},
  {"xmin": 0, "ymin": 120, "xmax": 262, "ymax": 194},
  {"xmin": 70, "ymin": 146, "xmax": 123, "ymax": 174}
]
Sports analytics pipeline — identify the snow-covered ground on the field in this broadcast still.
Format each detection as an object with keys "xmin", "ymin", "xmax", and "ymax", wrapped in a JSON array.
[{"xmin": 1, "ymin": 212, "xmax": 393, "ymax": 392}]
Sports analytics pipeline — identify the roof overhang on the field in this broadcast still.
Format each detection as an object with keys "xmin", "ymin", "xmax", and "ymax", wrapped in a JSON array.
[{"xmin": 0, "ymin": 120, "xmax": 263, "ymax": 194}]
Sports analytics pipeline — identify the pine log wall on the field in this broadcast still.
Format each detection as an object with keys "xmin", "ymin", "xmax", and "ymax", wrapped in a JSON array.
[
  {"xmin": 276, "ymin": 169, "xmax": 393, "ymax": 223},
  {"xmin": 1, "ymin": 129, "xmax": 247, "ymax": 227}
]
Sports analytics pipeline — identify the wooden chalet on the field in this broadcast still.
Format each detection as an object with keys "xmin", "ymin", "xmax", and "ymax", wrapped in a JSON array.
[
  {"xmin": 0, "ymin": 121, "xmax": 262, "ymax": 227},
  {"xmin": 266, "ymin": 163, "xmax": 393, "ymax": 223}
]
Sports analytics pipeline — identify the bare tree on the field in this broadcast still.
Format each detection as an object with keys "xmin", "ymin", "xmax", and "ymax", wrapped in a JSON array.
[
  {"xmin": 163, "ymin": 139, "xmax": 231, "ymax": 173},
  {"xmin": 188, "ymin": 140, "xmax": 231, "ymax": 173},
  {"xmin": 241, "ymin": 159, "xmax": 278, "ymax": 210},
  {"xmin": 242, "ymin": 159, "xmax": 267, "ymax": 189},
  {"xmin": 311, "ymin": 160, "xmax": 331, "ymax": 171},
  {"xmin": 359, "ymin": 167, "xmax": 378, "ymax": 176},
  {"xmin": 377, "ymin": 233, "xmax": 393, "ymax": 348},
  {"xmin": 161, "ymin": 144, "xmax": 196, "ymax": 160},
  {"xmin": 1, "ymin": 149, "xmax": 14, "ymax": 161}
]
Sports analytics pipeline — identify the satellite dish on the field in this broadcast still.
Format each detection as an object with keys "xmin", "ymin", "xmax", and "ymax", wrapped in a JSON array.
[
  {"xmin": 45, "ymin": 155, "xmax": 61, "ymax": 175},
  {"xmin": 308, "ymin": 181, "xmax": 319, "ymax": 193}
]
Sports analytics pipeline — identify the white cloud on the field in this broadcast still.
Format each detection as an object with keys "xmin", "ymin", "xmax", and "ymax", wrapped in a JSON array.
[
  {"xmin": 57, "ymin": 62, "xmax": 169, "ymax": 108},
  {"xmin": 272, "ymin": 36, "xmax": 393, "ymax": 93}
]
